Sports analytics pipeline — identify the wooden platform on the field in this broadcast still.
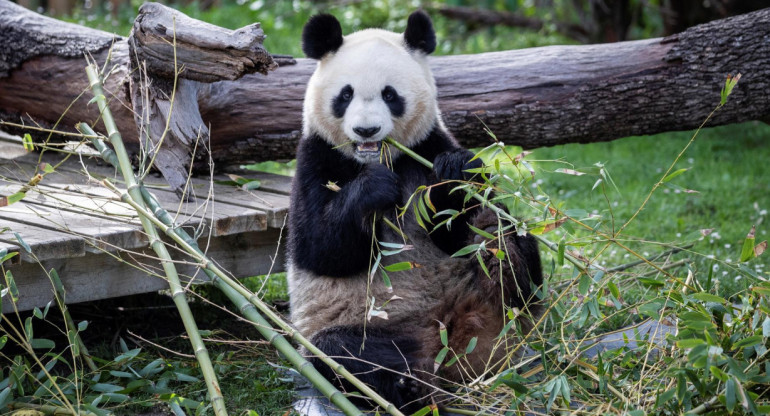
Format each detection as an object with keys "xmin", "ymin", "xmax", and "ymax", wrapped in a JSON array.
[{"xmin": 0, "ymin": 134, "xmax": 291, "ymax": 313}]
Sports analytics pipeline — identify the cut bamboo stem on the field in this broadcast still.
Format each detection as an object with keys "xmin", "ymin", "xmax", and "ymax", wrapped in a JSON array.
[
  {"xmin": 81, "ymin": 63, "xmax": 228, "ymax": 416},
  {"xmin": 79, "ymin": 124, "xmax": 383, "ymax": 415},
  {"xmin": 100, "ymin": 176, "xmax": 401, "ymax": 416}
]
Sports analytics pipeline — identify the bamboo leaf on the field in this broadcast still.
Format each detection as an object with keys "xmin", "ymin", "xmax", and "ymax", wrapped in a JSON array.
[
  {"xmin": 725, "ymin": 377, "xmax": 736, "ymax": 412},
  {"xmin": 662, "ymin": 168, "xmax": 689, "ymax": 183},
  {"xmin": 733, "ymin": 335, "xmax": 762, "ymax": 350},
  {"xmin": 740, "ymin": 226, "xmax": 756, "ymax": 262},
  {"xmin": 433, "ymin": 347, "xmax": 449, "ymax": 373},
  {"xmin": 5, "ymin": 271, "xmax": 19, "ymax": 302},
  {"xmin": 676, "ymin": 338, "xmax": 705, "ymax": 349},
  {"xmin": 380, "ymin": 270, "xmax": 392, "ymax": 293},
  {"xmin": 452, "ymin": 243, "xmax": 479, "ymax": 258},
  {"xmin": 720, "ymin": 73, "xmax": 741, "ymax": 106},
  {"xmin": 439, "ymin": 321, "xmax": 448, "ymax": 346},
  {"xmin": 554, "ymin": 168, "xmax": 585, "ymax": 176},
  {"xmin": 22, "ymin": 133, "xmax": 34, "ymax": 151},
  {"xmin": 465, "ymin": 336, "xmax": 478, "ymax": 354},
  {"xmin": 30, "ymin": 338, "xmax": 55, "ymax": 349},
  {"xmin": 476, "ymin": 251, "xmax": 490, "ymax": 278},
  {"xmin": 411, "ymin": 406, "xmax": 432, "ymax": 416},
  {"xmin": 1, "ymin": 249, "xmax": 18, "ymax": 264},
  {"xmin": 0, "ymin": 387, "xmax": 11, "ymax": 408},
  {"xmin": 468, "ymin": 223, "xmax": 496, "ymax": 240},
  {"xmin": 379, "ymin": 241, "xmax": 407, "ymax": 249},
  {"xmin": 383, "ymin": 262, "xmax": 414, "ymax": 272},
  {"xmin": 14, "ymin": 233, "xmax": 32, "ymax": 253},
  {"xmin": 691, "ymin": 293, "xmax": 726, "ymax": 304},
  {"xmin": 497, "ymin": 318, "xmax": 516, "ymax": 339},
  {"xmin": 529, "ymin": 218, "xmax": 567, "ymax": 235}
]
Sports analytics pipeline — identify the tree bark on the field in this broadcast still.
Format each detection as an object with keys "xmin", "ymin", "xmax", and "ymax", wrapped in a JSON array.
[{"xmin": 1, "ymin": 1, "xmax": 769, "ymax": 170}]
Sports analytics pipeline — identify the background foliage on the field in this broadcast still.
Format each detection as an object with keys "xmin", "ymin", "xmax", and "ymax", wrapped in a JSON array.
[{"xmin": 2, "ymin": 0, "xmax": 769, "ymax": 415}]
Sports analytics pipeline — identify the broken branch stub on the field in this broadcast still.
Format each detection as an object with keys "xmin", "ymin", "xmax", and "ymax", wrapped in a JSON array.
[
  {"xmin": 128, "ymin": 2, "xmax": 278, "ymax": 197},
  {"xmin": 130, "ymin": 2, "xmax": 277, "ymax": 82}
]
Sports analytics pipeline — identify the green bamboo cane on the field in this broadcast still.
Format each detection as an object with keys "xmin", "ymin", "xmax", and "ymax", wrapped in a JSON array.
[
  {"xmin": 81, "ymin": 63, "xmax": 228, "ymax": 416},
  {"xmin": 97, "ymin": 176, "xmax": 403, "ymax": 416},
  {"xmin": 78, "ymin": 123, "xmax": 381, "ymax": 413},
  {"xmin": 79, "ymin": 110, "xmax": 405, "ymax": 414}
]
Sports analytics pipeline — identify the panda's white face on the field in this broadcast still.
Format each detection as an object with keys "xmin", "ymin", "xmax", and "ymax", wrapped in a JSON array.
[{"xmin": 303, "ymin": 29, "xmax": 439, "ymax": 163}]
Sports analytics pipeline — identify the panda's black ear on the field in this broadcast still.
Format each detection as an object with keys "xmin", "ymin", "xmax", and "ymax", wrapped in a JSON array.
[
  {"xmin": 302, "ymin": 14, "xmax": 344, "ymax": 59},
  {"xmin": 404, "ymin": 10, "xmax": 436, "ymax": 55}
]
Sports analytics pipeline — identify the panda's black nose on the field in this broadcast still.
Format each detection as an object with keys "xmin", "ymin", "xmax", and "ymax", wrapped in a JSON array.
[{"xmin": 353, "ymin": 126, "xmax": 381, "ymax": 138}]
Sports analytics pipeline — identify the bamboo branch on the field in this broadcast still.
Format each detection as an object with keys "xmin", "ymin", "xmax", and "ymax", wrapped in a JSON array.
[
  {"xmin": 80, "ymin": 63, "xmax": 228, "ymax": 416},
  {"xmin": 97, "ymin": 176, "xmax": 403, "ymax": 416},
  {"xmin": 383, "ymin": 137, "xmax": 586, "ymax": 272},
  {"xmin": 78, "ymin": 127, "xmax": 388, "ymax": 415}
]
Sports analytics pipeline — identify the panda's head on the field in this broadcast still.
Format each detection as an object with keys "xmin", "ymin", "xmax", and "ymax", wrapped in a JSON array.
[{"xmin": 301, "ymin": 11, "xmax": 439, "ymax": 163}]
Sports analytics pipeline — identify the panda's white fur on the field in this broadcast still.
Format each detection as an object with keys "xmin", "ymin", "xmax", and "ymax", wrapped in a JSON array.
[
  {"xmin": 287, "ymin": 11, "xmax": 543, "ymax": 411},
  {"xmin": 302, "ymin": 28, "xmax": 440, "ymax": 163}
]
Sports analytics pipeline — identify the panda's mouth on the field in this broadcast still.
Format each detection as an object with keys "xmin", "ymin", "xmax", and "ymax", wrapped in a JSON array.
[{"xmin": 352, "ymin": 140, "xmax": 382, "ymax": 157}]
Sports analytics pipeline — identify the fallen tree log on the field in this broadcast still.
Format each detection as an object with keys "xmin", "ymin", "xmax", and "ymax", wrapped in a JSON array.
[{"xmin": 1, "ymin": 1, "xmax": 769, "ymax": 171}]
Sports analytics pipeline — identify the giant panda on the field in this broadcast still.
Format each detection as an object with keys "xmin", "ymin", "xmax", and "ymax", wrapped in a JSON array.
[{"xmin": 287, "ymin": 10, "xmax": 544, "ymax": 412}]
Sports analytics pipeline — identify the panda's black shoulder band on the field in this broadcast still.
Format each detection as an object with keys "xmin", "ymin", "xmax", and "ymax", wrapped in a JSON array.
[
  {"xmin": 404, "ymin": 10, "xmax": 436, "ymax": 55},
  {"xmin": 302, "ymin": 14, "xmax": 344, "ymax": 59}
]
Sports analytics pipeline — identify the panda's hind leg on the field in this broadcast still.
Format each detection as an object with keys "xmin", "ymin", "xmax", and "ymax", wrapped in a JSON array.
[{"xmin": 307, "ymin": 325, "xmax": 432, "ymax": 412}]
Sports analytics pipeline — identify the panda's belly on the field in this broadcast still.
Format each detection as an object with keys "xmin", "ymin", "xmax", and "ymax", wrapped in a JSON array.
[{"xmin": 288, "ymin": 255, "xmax": 473, "ymax": 338}]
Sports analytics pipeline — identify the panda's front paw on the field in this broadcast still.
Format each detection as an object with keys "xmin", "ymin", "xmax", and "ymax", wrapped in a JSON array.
[
  {"xmin": 358, "ymin": 163, "xmax": 400, "ymax": 212},
  {"xmin": 434, "ymin": 148, "xmax": 481, "ymax": 181}
]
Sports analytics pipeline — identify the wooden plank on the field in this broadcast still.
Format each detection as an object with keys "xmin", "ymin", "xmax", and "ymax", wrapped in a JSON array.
[
  {"xmin": 182, "ymin": 176, "xmax": 291, "ymax": 229},
  {"xmin": 2, "ymin": 228, "xmax": 286, "ymax": 313},
  {"xmin": 0, "ymin": 158, "xmax": 270, "ymax": 237},
  {"xmin": 0, "ymin": 192, "xmax": 147, "ymax": 253},
  {"xmin": 51, "ymin": 157, "xmax": 292, "ymax": 229},
  {"xmin": 0, "ymin": 218, "xmax": 85, "ymax": 262}
]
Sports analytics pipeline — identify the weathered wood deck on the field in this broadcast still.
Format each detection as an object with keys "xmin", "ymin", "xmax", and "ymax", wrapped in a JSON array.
[{"xmin": 0, "ymin": 133, "xmax": 291, "ymax": 313}]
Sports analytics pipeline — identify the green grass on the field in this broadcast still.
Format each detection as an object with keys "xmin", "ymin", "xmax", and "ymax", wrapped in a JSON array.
[{"xmin": 531, "ymin": 121, "xmax": 770, "ymax": 294}]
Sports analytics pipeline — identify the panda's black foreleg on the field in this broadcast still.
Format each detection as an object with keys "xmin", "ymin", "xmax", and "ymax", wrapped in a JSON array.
[
  {"xmin": 307, "ymin": 325, "xmax": 431, "ymax": 413},
  {"xmin": 470, "ymin": 209, "xmax": 544, "ymax": 312}
]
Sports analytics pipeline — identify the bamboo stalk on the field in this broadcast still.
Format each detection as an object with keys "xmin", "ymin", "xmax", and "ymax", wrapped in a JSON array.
[
  {"xmin": 78, "ymin": 124, "xmax": 378, "ymax": 415},
  {"xmin": 81, "ymin": 63, "xmax": 228, "ymax": 416},
  {"xmin": 606, "ymin": 243, "xmax": 694, "ymax": 273},
  {"xmin": 99, "ymin": 176, "xmax": 403, "ymax": 416}
]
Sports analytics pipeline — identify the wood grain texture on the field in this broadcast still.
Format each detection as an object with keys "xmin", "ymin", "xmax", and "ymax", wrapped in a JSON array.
[
  {"xmin": 130, "ymin": 2, "xmax": 277, "ymax": 82},
  {"xmin": 1, "ymin": 229, "xmax": 285, "ymax": 313},
  {"xmin": 1, "ymin": 2, "xmax": 769, "ymax": 169},
  {"xmin": 0, "ymin": 136, "xmax": 290, "ymax": 312}
]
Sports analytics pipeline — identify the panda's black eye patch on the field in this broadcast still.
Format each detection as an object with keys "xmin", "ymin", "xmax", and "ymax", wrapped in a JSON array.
[
  {"xmin": 382, "ymin": 85, "xmax": 405, "ymax": 118},
  {"xmin": 332, "ymin": 85, "xmax": 354, "ymax": 118}
]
